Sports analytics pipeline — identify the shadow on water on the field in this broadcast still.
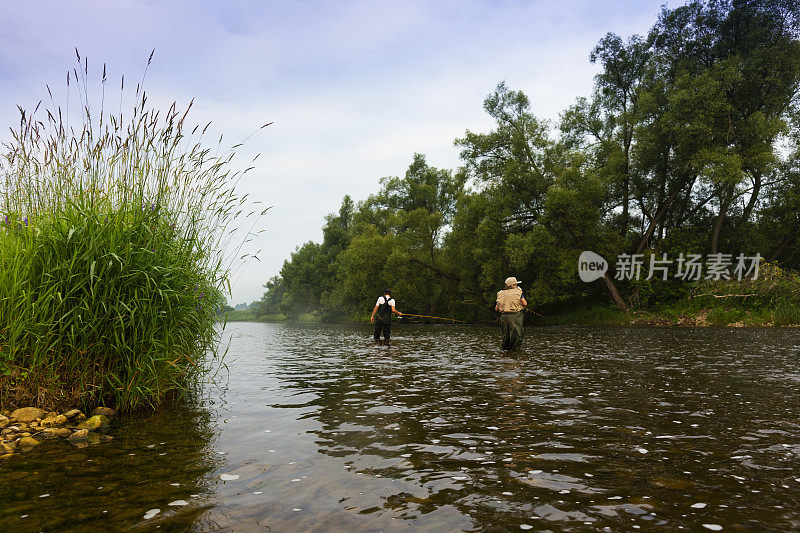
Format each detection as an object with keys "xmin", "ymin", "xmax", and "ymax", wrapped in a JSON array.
[{"xmin": 2, "ymin": 323, "xmax": 800, "ymax": 531}]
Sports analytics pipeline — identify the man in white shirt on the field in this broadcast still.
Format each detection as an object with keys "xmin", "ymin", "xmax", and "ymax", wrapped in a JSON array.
[{"xmin": 370, "ymin": 289, "xmax": 403, "ymax": 340}]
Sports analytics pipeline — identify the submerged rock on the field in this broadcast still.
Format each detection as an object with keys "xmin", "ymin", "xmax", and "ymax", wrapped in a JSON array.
[
  {"xmin": 63, "ymin": 409, "xmax": 85, "ymax": 420},
  {"xmin": 67, "ymin": 429, "xmax": 90, "ymax": 442},
  {"xmin": 41, "ymin": 415, "xmax": 68, "ymax": 428},
  {"xmin": 91, "ymin": 407, "xmax": 116, "ymax": 419},
  {"xmin": 40, "ymin": 427, "xmax": 72, "ymax": 439},
  {"xmin": 11, "ymin": 407, "xmax": 45, "ymax": 423},
  {"xmin": 17, "ymin": 436, "xmax": 41, "ymax": 449},
  {"xmin": 0, "ymin": 406, "xmax": 115, "ymax": 455},
  {"xmin": 77, "ymin": 415, "xmax": 110, "ymax": 433}
]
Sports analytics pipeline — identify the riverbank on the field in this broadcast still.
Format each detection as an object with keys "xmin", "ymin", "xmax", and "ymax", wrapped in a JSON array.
[
  {"xmin": 231, "ymin": 303, "xmax": 800, "ymax": 327},
  {"xmin": 540, "ymin": 304, "xmax": 800, "ymax": 327},
  {"xmin": 243, "ymin": 262, "xmax": 800, "ymax": 327}
]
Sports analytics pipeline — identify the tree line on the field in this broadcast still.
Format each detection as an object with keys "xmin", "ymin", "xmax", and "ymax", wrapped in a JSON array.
[{"xmin": 254, "ymin": 0, "xmax": 800, "ymax": 323}]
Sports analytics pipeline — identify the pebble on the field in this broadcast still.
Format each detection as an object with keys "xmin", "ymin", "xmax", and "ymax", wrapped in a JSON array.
[
  {"xmin": 691, "ymin": 503, "xmax": 707, "ymax": 509},
  {"xmin": 702, "ymin": 525, "xmax": 723, "ymax": 531},
  {"xmin": 168, "ymin": 500, "xmax": 189, "ymax": 506},
  {"xmin": 520, "ymin": 525, "xmax": 533, "ymax": 530},
  {"xmin": 219, "ymin": 474, "xmax": 239, "ymax": 481},
  {"xmin": 143, "ymin": 509, "xmax": 160, "ymax": 520}
]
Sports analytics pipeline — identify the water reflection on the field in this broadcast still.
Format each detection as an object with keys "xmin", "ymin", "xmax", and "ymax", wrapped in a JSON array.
[
  {"xmin": 0, "ymin": 401, "xmax": 219, "ymax": 531},
  {"xmin": 264, "ymin": 324, "xmax": 800, "ymax": 531},
  {"xmin": 1, "ymin": 323, "xmax": 799, "ymax": 531}
]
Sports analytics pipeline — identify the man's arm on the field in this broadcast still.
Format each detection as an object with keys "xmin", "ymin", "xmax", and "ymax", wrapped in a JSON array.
[
  {"xmin": 370, "ymin": 304, "xmax": 379, "ymax": 323},
  {"xmin": 520, "ymin": 296, "xmax": 528, "ymax": 307},
  {"xmin": 391, "ymin": 305, "xmax": 402, "ymax": 316}
]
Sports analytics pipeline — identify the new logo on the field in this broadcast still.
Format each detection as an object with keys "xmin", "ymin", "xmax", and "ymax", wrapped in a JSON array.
[{"xmin": 578, "ymin": 251, "xmax": 608, "ymax": 282}]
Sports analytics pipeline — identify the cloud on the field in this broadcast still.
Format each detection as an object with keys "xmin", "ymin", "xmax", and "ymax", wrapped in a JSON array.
[{"xmin": 0, "ymin": 0, "xmax": 670, "ymax": 305}]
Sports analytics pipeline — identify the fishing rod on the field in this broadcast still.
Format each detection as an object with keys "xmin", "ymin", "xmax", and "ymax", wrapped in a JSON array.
[
  {"xmin": 400, "ymin": 313, "xmax": 466, "ymax": 323},
  {"xmin": 460, "ymin": 298, "xmax": 545, "ymax": 318}
]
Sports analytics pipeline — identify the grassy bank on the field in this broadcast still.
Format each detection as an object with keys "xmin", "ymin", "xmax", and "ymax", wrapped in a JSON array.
[
  {"xmin": 1, "ymin": 60, "xmax": 264, "ymax": 411},
  {"xmin": 541, "ymin": 262, "xmax": 800, "ymax": 327},
  {"xmin": 539, "ymin": 303, "xmax": 800, "ymax": 327}
]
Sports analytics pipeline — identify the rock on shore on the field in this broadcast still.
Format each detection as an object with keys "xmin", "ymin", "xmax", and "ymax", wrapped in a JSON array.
[{"xmin": 0, "ymin": 406, "xmax": 115, "ymax": 458}]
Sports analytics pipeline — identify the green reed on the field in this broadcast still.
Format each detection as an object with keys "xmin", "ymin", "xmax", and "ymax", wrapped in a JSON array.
[{"xmin": 0, "ymin": 54, "xmax": 268, "ymax": 410}]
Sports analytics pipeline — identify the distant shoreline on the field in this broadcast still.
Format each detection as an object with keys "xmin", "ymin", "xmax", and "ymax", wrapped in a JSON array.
[{"xmin": 220, "ymin": 305, "xmax": 800, "ymax": 328}]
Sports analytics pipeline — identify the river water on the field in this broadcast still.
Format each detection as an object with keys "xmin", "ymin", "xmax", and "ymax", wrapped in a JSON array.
[{"xmin": 1, "ymin": 323, "xmax": 800, "ymax": 531}]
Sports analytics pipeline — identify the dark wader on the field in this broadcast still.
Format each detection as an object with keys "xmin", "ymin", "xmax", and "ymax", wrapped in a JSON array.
[
  {"xmin": 374, "ymin": 298, "xmax": 392, "ymax": 340},
  {"xmin": 500, "ymin": 311, "xmax": 524, "ymax": 350}
]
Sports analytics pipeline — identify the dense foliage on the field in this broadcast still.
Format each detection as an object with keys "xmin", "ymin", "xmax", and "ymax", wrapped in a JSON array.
[
  {"xmin": 256, "ymin": 0, "xmax": 800, "ymax": 323},
  {"xmin": 0, "ymin": 56, "xmax": 265, "ymax": 410}
]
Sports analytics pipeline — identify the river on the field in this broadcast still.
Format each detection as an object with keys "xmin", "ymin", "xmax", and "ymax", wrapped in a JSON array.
[{"xmin": 1, "ymin": 323, "xmax": 799, "ymax": 531}]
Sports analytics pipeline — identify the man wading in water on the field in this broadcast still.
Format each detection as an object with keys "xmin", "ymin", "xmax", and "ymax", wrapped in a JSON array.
[
  {"xmin": 495, "ymin": 276, "xmax": 527, "ymax": 350},
  {"xmin": 370, "ymin": 289, "xmax": 402, "ymax": 340}
]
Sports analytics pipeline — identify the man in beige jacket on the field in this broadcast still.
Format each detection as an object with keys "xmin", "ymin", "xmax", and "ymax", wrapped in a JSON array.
[{"xmin": 495, "ymin": 276, "xmax": 527, "ymax": 350}]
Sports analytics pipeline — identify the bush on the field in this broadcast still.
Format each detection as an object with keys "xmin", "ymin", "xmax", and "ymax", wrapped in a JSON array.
[
  {"xmin": 0, "ymin": 58, "xmax": 266, "ymax": 410},
  {"xmin": 690, "ymin": 261, "xmax": 800, "ymax": 309}
]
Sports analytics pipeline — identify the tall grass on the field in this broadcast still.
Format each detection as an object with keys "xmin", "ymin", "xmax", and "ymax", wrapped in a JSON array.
[{"xmin": 0, "ymin": 54, "xmax": 268, "ymax": 410}]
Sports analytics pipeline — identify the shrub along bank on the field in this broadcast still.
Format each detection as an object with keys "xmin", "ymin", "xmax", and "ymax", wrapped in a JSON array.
[{"xmin": 0, "ymin": 57, "xmax": 265, "ymax": 411}]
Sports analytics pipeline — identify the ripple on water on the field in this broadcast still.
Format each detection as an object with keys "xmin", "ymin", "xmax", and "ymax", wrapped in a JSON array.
[{"xmin": 4, "ymin": 324, "xmax": 800, "ymax": 531}]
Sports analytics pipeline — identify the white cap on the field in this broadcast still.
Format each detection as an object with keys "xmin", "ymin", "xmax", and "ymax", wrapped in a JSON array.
[{"xmin": 504, "ymin": 276, "xmax": 521, "ymax": 286}]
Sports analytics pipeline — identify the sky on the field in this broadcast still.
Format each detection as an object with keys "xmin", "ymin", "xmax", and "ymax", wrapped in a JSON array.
[{"xmin": 1, "ymin": 0, "xmax": 676, "ymax": 305}]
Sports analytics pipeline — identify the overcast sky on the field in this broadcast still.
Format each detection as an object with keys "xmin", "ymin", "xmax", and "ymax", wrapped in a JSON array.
[{"xmin": 1, "ymin": 0, "xmax": 676, "ymax": 305}]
